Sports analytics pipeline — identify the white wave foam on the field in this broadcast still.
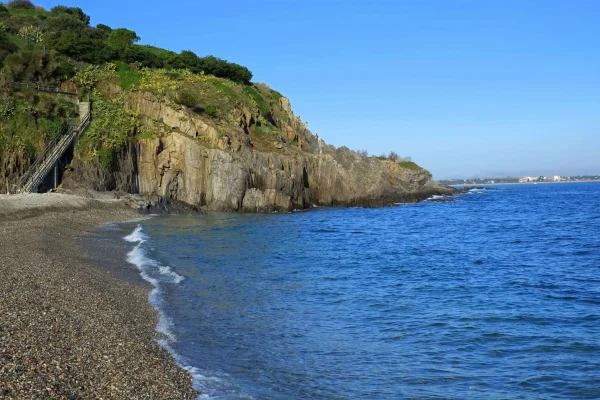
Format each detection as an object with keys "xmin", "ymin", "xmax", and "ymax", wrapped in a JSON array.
[
  {"xmin": 124, "ymin": 225, "xmax": 147, "ymax": 243},
  {"xmin": 123, "ymin": 225, "xmax": 181, "ymax": 343},
  {"xmin": 182, "ymin": 365, "xmax": 254, "ymax": 400},
  {"xmin": 159, "ymin": 265, "xmax": 185, "ymax": 284},
  {"xmin": 122, "ymin": 224, "xmax": 249, "ymax": 399}
]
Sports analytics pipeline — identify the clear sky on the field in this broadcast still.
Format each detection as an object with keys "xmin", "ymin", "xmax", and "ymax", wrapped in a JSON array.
[{"xmin": 37, "ymin": 0, "xmax": 600, "ymax": 179}]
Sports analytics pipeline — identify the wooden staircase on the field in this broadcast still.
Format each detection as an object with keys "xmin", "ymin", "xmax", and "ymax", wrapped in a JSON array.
[{"xmin": 19, "ymin": 102, "xmax": 91, "ymax": 193}]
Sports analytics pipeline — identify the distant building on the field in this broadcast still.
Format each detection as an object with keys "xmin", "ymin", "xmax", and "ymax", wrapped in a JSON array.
[
  {"xmin": 519, "ymin": 176, "xmax": 538, "ymax": 183},
  {"xmin": 553, "ymin": 175, "xmax": 561, "ymax": 181}
]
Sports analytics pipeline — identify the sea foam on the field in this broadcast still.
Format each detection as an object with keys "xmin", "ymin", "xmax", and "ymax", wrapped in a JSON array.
[{"xmin": 123, "ymin": 224, "xmax": 240, "ymax": 399}]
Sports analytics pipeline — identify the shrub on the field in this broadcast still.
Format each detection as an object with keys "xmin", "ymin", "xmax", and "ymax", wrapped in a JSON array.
[
  {"xmin": 38, "ymin": 118, "xmax": 66, "ymax": 140},
  {"xmin": 99, "ymin": 147, "xmax": 114, "ymax": 170},
  {"xmin": 24, "ymin": 139, "xmax": 36, "ymax": 158},
  {"xmin": 7, "ymin": 0, "xmax": 35, "ymax": 9},
  {"xmin": 203, "ymin": 105, "xmax": 218, "ymax": 117},
  {"xmin": 213, "ymin": 81, "xmax": 238, "ymax": 102},
  {"xmin": 0, "ymin": 33, "xmax": 18, "ymax": 66},
  {"xmin": 398, "ymin": 160, "xmax": 422, "ymax": 171},
  {"xmin": 172, "ymin": 50, "xmax": 252, "ymax": 84},
  {"xmin": 18, "ymin": 24, "xmax": 44, "ymax": 43},
  {"xmin": 357, "ymin": 150, "xmax": 368, "ymax": 157},
  {"xmin": 0, "ymin": 100, "xmax": 16, "ymax": 118},
  {"xmin": 107, "ymin": 28, "xmax": 139, "ymax": 50},
  {"xmin": 388, "ymin": 151, "xmax": 399, "ymax": 162},
  {"xmin": 0, "ymin": 4, "xmax": 8, "ymax": 13},
  {"xmin": 115, "ymin": 61, "xmax": 141, "ymax": 89},
  {"xmin": 271, "ymin": 90, "xmax": 283, "ymax": 103},
  {"xmin": 244, "ymin": 85, "xmax": 270, "ymax": 116},
  {"xmin": 49, "ymin": 5, "xmax": 90, "ymax": 25},
  {"xmin": 253, "ymin": 125, "xmax": 264, "ymax": 136},
  {"xmin": 2, "ymin": 47, "xmax": 72, "ymax": 84},
  {"xmin": 176, "ymin": 89, "xmax": 199, "ymax": 108}
]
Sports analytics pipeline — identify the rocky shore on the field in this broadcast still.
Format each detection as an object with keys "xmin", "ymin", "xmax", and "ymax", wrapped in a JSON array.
[{"xmin": 0, "ymin": 193, "xmax": 197, "ymax": 399}]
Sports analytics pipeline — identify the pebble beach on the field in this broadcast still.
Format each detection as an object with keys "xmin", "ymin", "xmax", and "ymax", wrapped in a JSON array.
[{"xmin": 0, "ymin": 194, "xmax": 197, "ymax": 399}]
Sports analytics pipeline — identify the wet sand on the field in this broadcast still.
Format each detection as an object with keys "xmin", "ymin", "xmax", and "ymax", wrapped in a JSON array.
[{"xmin": 0, "ymin": 194, "xmax": 197, "ymax": 399}]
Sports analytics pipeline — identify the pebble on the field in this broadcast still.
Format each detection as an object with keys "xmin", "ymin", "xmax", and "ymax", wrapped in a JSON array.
[{"xmin": 0, "ymin": 204, "xmax": 198, "ymax": 399}]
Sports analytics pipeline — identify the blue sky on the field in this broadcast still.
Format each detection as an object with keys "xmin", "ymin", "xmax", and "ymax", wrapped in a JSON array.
[{"xmin": 37, "ymin": 0, "xmax": 600, "ymax": 179}]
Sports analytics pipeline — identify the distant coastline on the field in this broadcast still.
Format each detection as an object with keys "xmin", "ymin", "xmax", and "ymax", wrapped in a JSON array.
[{"xmin": 448, "ymin": 180, "xmax": 600, "ymax": 186}]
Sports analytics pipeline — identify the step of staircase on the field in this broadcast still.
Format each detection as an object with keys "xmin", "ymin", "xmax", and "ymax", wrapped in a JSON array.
[{"xmin": 19, "ymin": 101, "xmax": 91, "ymax": 193}]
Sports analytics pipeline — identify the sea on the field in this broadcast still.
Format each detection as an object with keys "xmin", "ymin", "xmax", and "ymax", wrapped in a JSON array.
[{"xmin": 103, "ymin": 182, "xmax": 600, "ymax": 399}]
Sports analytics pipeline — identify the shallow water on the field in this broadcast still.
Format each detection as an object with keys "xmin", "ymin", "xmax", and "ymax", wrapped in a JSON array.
[{"xmin": 113, "ymin": 183, "xmax": 600, "ymax": 399}]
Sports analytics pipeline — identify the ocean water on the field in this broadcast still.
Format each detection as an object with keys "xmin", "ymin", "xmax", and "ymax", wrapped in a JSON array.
[{"xmin": 114, "ymin": 183, "xmax": 600, "ymax": 399}]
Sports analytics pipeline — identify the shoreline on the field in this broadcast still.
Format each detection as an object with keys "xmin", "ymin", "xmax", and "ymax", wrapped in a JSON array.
[
  {"xmin": 0, "ymin": 193, "xmax": 197, "ymax": 399},
  {"xmin": 447, "ymin": 180, "xmax": 600, "ymax": 186}
]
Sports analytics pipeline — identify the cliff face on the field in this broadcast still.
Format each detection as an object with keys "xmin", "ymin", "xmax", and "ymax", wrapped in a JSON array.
[{"xmin": 70, "ymin": 86, "xmax": 453, "ymax": 212}]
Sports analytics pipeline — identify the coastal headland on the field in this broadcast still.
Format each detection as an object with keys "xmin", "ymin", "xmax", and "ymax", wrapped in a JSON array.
[{"xmin": 0, "ymin": 193, "xmax": 197, "ymax": 399}]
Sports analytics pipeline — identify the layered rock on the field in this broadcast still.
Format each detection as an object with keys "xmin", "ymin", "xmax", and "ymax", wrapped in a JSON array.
[{"xmin": 69, "ymin": 86, "xmax": 453, "ymax": 212}]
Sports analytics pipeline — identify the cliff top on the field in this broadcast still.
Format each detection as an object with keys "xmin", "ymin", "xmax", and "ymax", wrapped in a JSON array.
[{"xmin": 0, "ymin": 0, "xmax": 420, "ymax": 170}]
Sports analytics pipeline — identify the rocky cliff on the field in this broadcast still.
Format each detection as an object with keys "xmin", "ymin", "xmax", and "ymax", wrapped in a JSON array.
[{"xmin": 68, "ymin": 82, "xmax": 453, "ymax": 212}]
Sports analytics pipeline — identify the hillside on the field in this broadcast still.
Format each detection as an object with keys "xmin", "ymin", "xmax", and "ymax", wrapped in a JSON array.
[{"xmin": 0, "ymin": 0, "xmax": 453, "ymax": 210}]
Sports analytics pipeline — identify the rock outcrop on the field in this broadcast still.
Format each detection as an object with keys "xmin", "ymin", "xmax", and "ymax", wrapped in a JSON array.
[{"xmin": 69, "ymin": 86, "xmax": 454, "ymax": 212}]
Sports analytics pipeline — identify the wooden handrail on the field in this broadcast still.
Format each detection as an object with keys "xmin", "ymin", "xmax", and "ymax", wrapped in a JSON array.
[
  {"xmin": 20, "ymin": 109, "xmax": 91, "ymax": 192},
  {"xmin": 12, "ymin": 82, "xmax": 77, "ymax": 96}
]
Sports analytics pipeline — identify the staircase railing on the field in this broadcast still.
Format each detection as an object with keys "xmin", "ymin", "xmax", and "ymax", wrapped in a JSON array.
[
  {"xmin": 19, "ymin": 110, "xmax": 91, "ymax": 193},
  {"xmin": 12, "ymin": 82, "xmax": 77, "ymax": 96}
]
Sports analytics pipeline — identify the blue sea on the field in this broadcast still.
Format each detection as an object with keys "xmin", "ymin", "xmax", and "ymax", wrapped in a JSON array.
[{"xmin": 112, "ymin": 183, "xmax": 600, "ymax": 399}]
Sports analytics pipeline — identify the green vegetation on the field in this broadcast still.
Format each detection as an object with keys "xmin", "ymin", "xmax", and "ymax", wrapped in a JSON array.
[
  {"xmin": 397, "ymin": 160, "xmax": 422, "ymax": 171},
  {"xmin": 76, "ymin": 94, "xmax": 139, "ymax": 171},
  {"xmin": 98, "ymin": 147, "xmax": 114, "ymax": 170},
  {"xmin": 367, "ymin": 151, "xmax": 422, "ymax": 171},
  {"xmin": 271, "ymin": 90, "xmax": 283, "ymax": 103},
  {"xmin": 0, "ymin": 2, "xmax": 252, "ymax": 82},
  {"xmin": 212, "ymin": 80, "xmax": 238, "ymax": 102},
  {"xmin": 115, "ymin": 61, "xmax": 141, "ymax": 89},
  {"xmin": 7, "ymin": 0, "xmax": 36, "ymax": 9},
  {"xmin": 0, "ymin": 93, "xmax": 75, "ymax": 159},
  {"xmin": 0, "ymin": 0, "xmax": 323, "ymax": 179},
  {"xmin": 244, "ymin": 85, "xmax": 270, "ymax": 117}
]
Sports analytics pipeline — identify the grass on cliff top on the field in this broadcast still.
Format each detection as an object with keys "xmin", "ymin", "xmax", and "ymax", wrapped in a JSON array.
[
  {"xmin": 135, "ymin": 45, "xmax": 177, "ymax": 59},
  {"xmin": 212, "ymin": 81, "xmax": 239, "ymax": 103},
  {"xmin": 115, "ymin": 62, "xmax": 142, "ymax": 90},
  {"xmin": 8, "ymin": 8, "xmax": 49, "ymax": 17},
  {"xmin": 243, "ymin": 85, "xmax": 270, "ymax": 117},
  {"xmin": 398, "ymin": 160, "xmax": 422, "ymax": 171}
]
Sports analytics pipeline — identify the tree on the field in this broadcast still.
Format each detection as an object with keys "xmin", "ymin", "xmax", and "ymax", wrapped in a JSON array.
[
  {"xmin": 388, "ymin": 151, "xmax": 399, "ymax": 162},
  {"xmin": 50, "ymin": 6, "xmax": 90, "ymax": 25},
  {"xmin": 2, "ymin": 47, "xmax": 73, "ymax": 84},
  {"xmin": 46, "ymin": 31, "xmax": 113, "ymax": 64},
  {"xmin": 107, "ymin": 28, "xmax": 140, "ymax": 50},
  {"xmin": 92, "ymin": 24, "xmax": 112, "ymax": 39},
  {"xmin": 0, "ymin": 32, "xmax": 18, "ymax": 67},
  {"xmin": 7, "ymin": 0, "xmax": 35, "ymax": 10},
  {"xmin": 45, "ymin": 13, "xmax": 87, "ymax": 33}
]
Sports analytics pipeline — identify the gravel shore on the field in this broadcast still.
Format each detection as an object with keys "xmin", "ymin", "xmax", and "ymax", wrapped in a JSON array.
[{"xmin": 0, "ymin": 194, "xmax": 197, "ymax": 399}]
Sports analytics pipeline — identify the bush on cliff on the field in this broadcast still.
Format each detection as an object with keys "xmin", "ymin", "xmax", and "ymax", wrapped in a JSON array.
[
  {"xmin": 49, "ymin": 5, "xmax": 89, "ymax": 25},
  {"xmin": 7, "ymin": 0, "xmax": 35, "ymax": 9},
  {"xmin": 1, "ymin": 46, "xmax": 74, "ymax": 84},
  {"xmin": 397, "ymin": 160, "xmax": 422, "ymax": 171},
  {"xmin": 0, "ymin": 93, "xmax": 75, "ymax": 161},
  {"xmin": 0, "ymin": 2, "xmax": 253, "ymax": 84}
]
